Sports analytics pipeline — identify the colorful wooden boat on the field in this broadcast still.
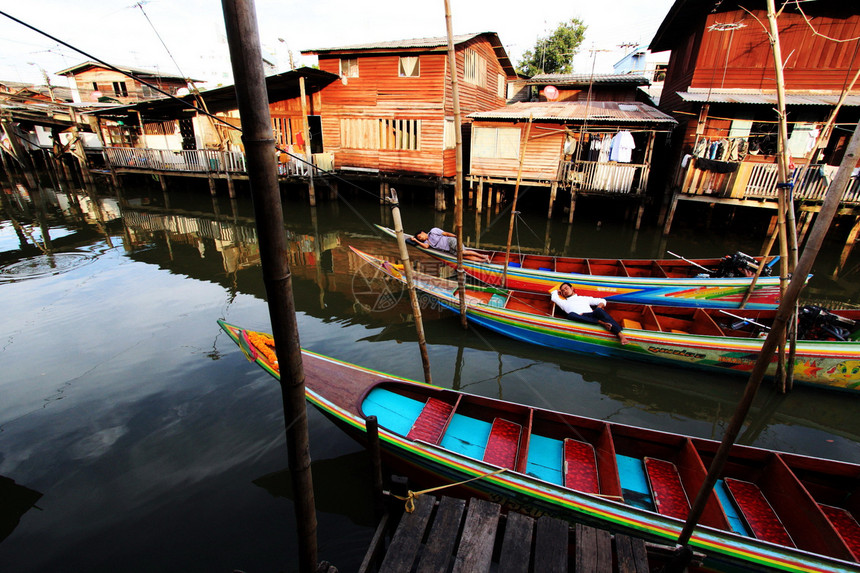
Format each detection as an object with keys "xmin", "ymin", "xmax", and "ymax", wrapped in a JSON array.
[
  {"xmin": 352, "ymin": 247, "xmax": 860, "ymax": 393},
  {"xmin": 218, "ymin": 320, "xmax": 860, "ymax": 573},
  {"xmin": 376, "ymin": 225, "xmax": 790, "ymax": 310}
]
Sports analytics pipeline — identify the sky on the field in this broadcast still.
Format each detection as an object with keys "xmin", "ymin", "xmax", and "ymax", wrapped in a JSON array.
[{"xmin": 0, "ymin": 0, "xmax": 676, "ymax": 90}]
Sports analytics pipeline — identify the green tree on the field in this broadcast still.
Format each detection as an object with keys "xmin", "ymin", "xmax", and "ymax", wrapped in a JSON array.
[{"xmin": 517, "ymin": 18, "xmax": 587, "ymax": 76}]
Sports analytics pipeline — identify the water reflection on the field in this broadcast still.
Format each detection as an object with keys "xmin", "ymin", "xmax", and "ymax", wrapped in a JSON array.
[{"xmin": 2, "ymin": 177, "xmax": 860, "ymax": 572}]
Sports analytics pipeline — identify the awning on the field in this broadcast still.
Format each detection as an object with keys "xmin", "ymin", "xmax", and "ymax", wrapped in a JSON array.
[
  {"xmin": 676, "ymin": 91, "xmax": 860, "ymax": 106},
  {"xmin": 469, "ymin": 101, "xmax": 677, "ymax": 126}
]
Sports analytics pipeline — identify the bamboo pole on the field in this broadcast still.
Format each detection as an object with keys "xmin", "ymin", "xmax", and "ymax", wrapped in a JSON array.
[
  {"xmin": 220, "ymin": 2, "xmax": 318, "ymax": 571},
  {"xmin": 503, "ymin": 115, "xmax": 533, "ymax": 288},
  {"xmin": 444, "ymin": 0, "xmax": 467, "ymax": 328},
  {"xmin": 765, "ymin": 0, "xmax": 795, "ymax": 390},
  {"xmin": 387, "ymin": 188, "xmax": 433, "ymax": 384},
  {"xmin": 663, "ymin": 118, "xmax": 860, "ymax": 573}
]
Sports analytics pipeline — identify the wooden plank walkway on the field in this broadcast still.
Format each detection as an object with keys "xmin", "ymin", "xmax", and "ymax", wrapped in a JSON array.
[{"xmin": 362, "ymin": 495, "xmax": 651, "ymax": 573}]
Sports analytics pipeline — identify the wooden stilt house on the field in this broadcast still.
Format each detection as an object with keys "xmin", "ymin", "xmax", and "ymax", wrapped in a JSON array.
[
  {"xmin": 651, "ymin": 0, "xmax": 860, "ymax": 262},
  {"xmin": 465, "ymin": 90, "xmax": 676, "ymax": 226},
  {"xmin": 301, "ymin": 33, "xmax": 518, "ymax": 200}
]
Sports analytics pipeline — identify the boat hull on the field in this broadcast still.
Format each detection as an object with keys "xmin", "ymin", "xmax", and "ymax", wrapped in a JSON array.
[
  {"xmin": 352, "ymin": 247, "xmax": 860, "ymax": 393},
  {"xmin": 375, "ymin": 225, "xmax": 786, "ymax": 309},
  {"xmin": 218, "ymin": 321, "xmax": 860, "ymax": 573}
]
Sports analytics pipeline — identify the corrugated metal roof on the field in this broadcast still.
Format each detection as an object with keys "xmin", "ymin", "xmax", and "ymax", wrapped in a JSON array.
[
  {"xmin": 468, "ymin": 101, "xmax": 678, "ymax": 124},
  {"xmin": 527, "ymin": 73, "xmax": 650, "ymax": 86},
  {"xmin": 677, "ymin": 91, "xmax": 860, "ymax": 106},
  {"xmin": 303, "ymin": 34, "xmax": 482, "ymax": 54}
]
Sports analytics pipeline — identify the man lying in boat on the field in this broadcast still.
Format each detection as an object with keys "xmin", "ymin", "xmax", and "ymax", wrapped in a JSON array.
[
  {"xmin": 412, "ymin": 228, "xmax": 491, "ymax": 262},
  {"xmin": 550, "ymin": 282, "xmax": 628, "ymax": 345}
]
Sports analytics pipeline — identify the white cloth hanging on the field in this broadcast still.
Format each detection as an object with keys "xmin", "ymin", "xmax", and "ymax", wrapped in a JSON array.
[{"xmin": 609, "ymin": 131, "xmax": 636, "ymax": 163}]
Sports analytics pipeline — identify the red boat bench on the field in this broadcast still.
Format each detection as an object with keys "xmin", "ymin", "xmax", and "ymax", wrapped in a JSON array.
[
  {"xmin": 724, "ymin": 478, "xmax": 794, "ymax": 547},
  {"xmin": 407, "ymin": 398, "xmax": 454, "ymax": 444},
  {"xmin": 644, "ymin": 458, "xmax": 690, "ymax": 520},
  {"xmin": 483, "ymin": 418, "xmax": 521, "ymax": 470},
  {"xmin": 820, "ymin": 504, "xmax": 860, "ymax": 559},
  {"xmin": 563, "ymin": 438, "xmax": 599, "ymax": 494}
]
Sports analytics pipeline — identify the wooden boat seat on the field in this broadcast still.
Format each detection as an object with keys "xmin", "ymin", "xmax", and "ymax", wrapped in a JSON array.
[
  {"xmin": 563, "ymin": 438, "xmax": 599, "ymax": 494},
  {"xmin": 724, "ymin": 478, "xmax": 795, "ymax": 547},
  {"xmin": 644, "ymin": 458, "xmax": 690, "ymax": 520},
  {"xmin": 483, "ymin": 418, "xmax": 521, "ymax": 470},
  {"xmin": 622, "ymin": 318, "xmax": 642, "ymax": 330},
  {"xmin": 407, "ymin": 398, "xmax": 454, "ymax": 444},
  {"xmin": 820, "ymin": 504, "xmax": 860, "ymax": 559}
]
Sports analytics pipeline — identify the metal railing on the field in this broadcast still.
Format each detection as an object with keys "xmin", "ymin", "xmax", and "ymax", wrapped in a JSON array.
[
  {"xmin": 560, "ymin": 160, "xmax": 650, "ymax": 194},
  {"xmin": 106, "ymin": 147, "xmax": 334, "ymax": 177}
]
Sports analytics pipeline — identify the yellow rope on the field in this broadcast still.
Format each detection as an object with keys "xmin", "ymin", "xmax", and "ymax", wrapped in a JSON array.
[{"xmin": 392, "ymin": 468, "xmax": 507, "ymax": 513}]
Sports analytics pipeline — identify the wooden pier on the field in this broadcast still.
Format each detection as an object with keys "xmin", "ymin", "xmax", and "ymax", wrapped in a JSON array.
[{"xmin": 360, "ymin": 495, "xmax": 656, "ymax": 573}]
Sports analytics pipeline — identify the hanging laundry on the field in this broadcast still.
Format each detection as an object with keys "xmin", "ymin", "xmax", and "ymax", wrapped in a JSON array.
[{"xmin": 609, "ymin": 131, "xmax": 636, "ymax": 163}]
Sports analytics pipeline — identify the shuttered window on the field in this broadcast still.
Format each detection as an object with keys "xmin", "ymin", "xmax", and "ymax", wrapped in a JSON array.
[
  {"xmin": 443, "ymin": 119, "xmax": 456, "ymax": 150},
  {"xmin": 464, "ymin": 49, "xmax": 486, "ymax": 87},
  {"xmin": 472, "ymin": 127, "xmax": 520, "ymax": 159},
  {"xmin": 497, "ymin": 74, "xmax": 505, "ymax": 98},
  {"xmin": 399, "ymin": 56, "xmax": 420, "ymax": 77},
  {"xmin": 340, "ymin": 118, "xmax": 421, "ymax": 150}
]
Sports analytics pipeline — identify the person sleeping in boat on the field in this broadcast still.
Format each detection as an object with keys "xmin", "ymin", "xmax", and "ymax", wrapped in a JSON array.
[
  {"xmin": 412, "ymin": 228, "xmax": 491, "ymax": 262},
  {"xmin": 550, "ymin": 282, "xmax": 628, "ymax": 345}
]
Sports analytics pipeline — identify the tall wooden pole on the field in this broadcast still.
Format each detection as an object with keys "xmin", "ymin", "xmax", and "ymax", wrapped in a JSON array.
[
  {"xmin": 299, "ymin": 75, "xmax": 316, "ymax": 207},
  {"xmin": 663, "ymin": 119, "xmax": 860, "ymax": 572},
  {"xmin": 503, "ymin": 116, "xmax": 533, "ymax": 288},
  {"xmin": 388, "ymin": 188, "xmax": 433, "ymax": 384},
  {"xmin": 444, "ymin": 0, "xmax": 467, "ymax": 327},
  {"xmin": 220, "ymin": 2, "xmax": 317, "ymax": 571}
]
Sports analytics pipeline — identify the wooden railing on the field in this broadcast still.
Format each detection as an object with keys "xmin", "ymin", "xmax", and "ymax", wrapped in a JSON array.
[
  {"xmin": 676, "ymin": 159, "xmax": 860, "ymax": 204},
  {"xmin": 560, "ymin": 161, "xmax": 650, "ymax": 194},
  {"xmin": 106, "ymin": 147, "xmax": 334, "ymax": 177}
]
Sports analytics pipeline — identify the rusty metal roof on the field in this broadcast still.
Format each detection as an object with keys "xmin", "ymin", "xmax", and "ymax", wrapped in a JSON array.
[
  {"xmin": 302, "ymin": 34, "xmax": 483, "ymax": 54},
  {"xmin": 677, "ymin": 91, "xmax": 860, "ymax": 106},
  {"xmin": 527, "ymin": 73, "xmax": 650, "ymax": 86},
  {"xmin": 302, "ymin": 32, "xmax": 516, "ymax": 77},
  {"xmin": 468, "ymin": 101, "xmax": 677, "ymax": 125}
]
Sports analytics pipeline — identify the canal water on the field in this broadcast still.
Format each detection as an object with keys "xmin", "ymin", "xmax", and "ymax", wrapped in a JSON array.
[{"xmin": 2, "ymin": 177, "xmax": 859, "ymax": 572}]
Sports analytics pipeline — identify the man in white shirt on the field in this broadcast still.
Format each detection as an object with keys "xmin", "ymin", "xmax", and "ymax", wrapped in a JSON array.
[{"xmin": 550, "ymin": 282, "xmax": 628, "ymax": 344}]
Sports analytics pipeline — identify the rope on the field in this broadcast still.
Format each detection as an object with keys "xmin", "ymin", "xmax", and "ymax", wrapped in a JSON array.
[{"xmin": 392, "ymin": 468, "xmax": 506, "ymax": 513}]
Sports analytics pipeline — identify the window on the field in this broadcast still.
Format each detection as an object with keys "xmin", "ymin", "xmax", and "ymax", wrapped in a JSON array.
[
  {"xmin": 340, "ymin": 58, "xmax": 359, "ymax": 77},
  {"xmin": 91, "ymin": 82, "xmax": 100, "ymax": 91},
  {"xmin": 143, "ymin": 120, "xmax": 177, "ymax": 136},
  {"xmin": 112, "ymin": 81, "xmax": 128, "ymax": 97},
  {"xmin": 399, "ymin": 56, "xmax": 420, "ymax": 77},
  {"xmin": 472, "ymin": 127, "xmax": 520, "ymax": 159},
  {"xmin": 340, "ymin": 118, "xmax": 421, "ymax": 150},
  {"xmin": 379, "ymin": 119, "xmax": 420, "ymax": 150},
  {"xmin": 497, "ymin": 73, "xmax": 505, "ymax": 98},
  {"xmin": 464, "ymin": 49, "xmax": 486, "ymax": 87},
  {"xmin": 653, "ymin": 64, "xmax": 668, "ymax": 82},
  {"xmin": 443, "ymin": 119, "xmax": 456, "ymax": 149},
  {"xmin": 272, "ymin": 117, "xmax": 293, "ymax": 147}
]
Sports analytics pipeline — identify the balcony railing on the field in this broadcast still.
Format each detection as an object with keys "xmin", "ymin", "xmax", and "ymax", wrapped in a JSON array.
[
  {"xmin": 105, "ymin": 147, "xmax": 333, "ymax": 178},
  {"xmin": 559, "ymin": 161, "xmax": 650, "ymax": 194},
  {"xmin": 676, "ymin": 159, "xmax": 860, "ymax": 204}
]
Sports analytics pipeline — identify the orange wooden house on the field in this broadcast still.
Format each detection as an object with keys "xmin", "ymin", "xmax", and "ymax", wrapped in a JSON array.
[
  {"xmin": 650, "ymin": 0, "xmax": 860, "ymax": 244},
  {"xmin": 57, "ymin": 61, "xmax": 192, "ymax": 105},
  {"xmin": 301, "ymin": 33, "xmax": 518, "ymax": 202}
]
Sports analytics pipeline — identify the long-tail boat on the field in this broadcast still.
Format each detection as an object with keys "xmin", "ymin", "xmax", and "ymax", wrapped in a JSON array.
[
  {"xmin": 352, "ymin": 247, "xmax": 860, "ymax": 393},
  {"xmin": 376, "ymin": 225, "xmax": 790, "ymax": 309},
  {"xmin": 218, "ymin": 319, "xmax": 860, "ymax": 573}
]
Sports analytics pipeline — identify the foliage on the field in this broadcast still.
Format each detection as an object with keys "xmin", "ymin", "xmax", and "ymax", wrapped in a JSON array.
[{"xmin": 517, "ymin": 18, "xmax": 587, "ymax": 76}]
